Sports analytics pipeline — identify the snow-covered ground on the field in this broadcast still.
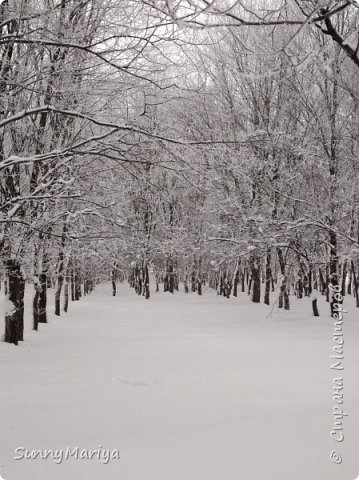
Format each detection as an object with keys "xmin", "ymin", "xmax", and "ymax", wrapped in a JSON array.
[{"xmin": 0, "ymin": 284, "xmax": 359, "ymax": 480}]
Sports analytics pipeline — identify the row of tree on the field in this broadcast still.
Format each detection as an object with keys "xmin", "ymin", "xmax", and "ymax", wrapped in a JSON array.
[{"xmin": 1, "ymin": 0, "xmax": 359, "ymax": 344}]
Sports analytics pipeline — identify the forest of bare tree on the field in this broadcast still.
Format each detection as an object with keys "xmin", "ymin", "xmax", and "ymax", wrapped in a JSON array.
[
  {"xmin": 2, "ymin": 2, "xmax": 359, "ymax": 480},
  {"xmin": 0, "ymin": 0, "xmax": 358, "ymax": 343}
]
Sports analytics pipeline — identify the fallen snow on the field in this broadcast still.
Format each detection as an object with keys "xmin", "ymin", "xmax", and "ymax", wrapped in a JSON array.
[{"xmin": 0, "ymin": 284, "xmax": 359, "ymax": 479}]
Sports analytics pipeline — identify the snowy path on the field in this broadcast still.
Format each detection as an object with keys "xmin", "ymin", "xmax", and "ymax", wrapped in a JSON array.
[{"xmin": 1, "ymin": 285, "xmax": 359, "ymax": 480}]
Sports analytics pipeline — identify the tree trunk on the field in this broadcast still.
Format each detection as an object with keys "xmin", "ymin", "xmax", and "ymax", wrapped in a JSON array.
[
  {"xmin": 71, "ymin": 265, "xmax": 75, "ymax": 301},
  {"xmin": 297, "ymin": 276, "xmax": 303, "ymax": 299},
  {"xmin": 351, "ymin": 261, "xmax": 359, "ymax": 307},
  {"xmin": 64, "ymin": 282, "xmax": 69, "ymax": 313},
  {"xmin": 251, "ymin": 255, "xmax": 261, "ymax": 303},
  {"xmin": 184, "ymin": 269, "xmax": 189, "ymax": 293},
  {"xmin": 307, "ymin": 266, "xmax": 313, "ymax": 295},
  {"xmin": 251, "ymin": 268, "xmax": 260, "ymax": 303},
  {"xmin": 191, "ymin": 258, "xmax": 197, "ymax": 292},
  {"xmin": 168, "ymin": 258, "xmax": 174, "ymax": 294},
  {"xmin": 341, "ymin": 261, "xmax": 347, "ymax": 298},
  {"xmin": 55, "ymin": 226, "xmax": 66, "ymax": 316},
  {"xmin": 38, "ymin": 273, "xmax": 47, "ymax": 323},
  {"xmin": 233, "ymin": 268, "xmax": 239, "ymax": 297},
  {"xmin": 112, "ymin": 279, "xmax": 116, "ymax": 296},
  {"xmin": 277, "ymin": 248, "xmax": 289, "ymax": 310},
  {"xmin": 197, "ymin": 278, "xmax": 202, "ymax": 296},
  {"xmin": 144, "ymin": 263, "xmax": 150, "ymax": 299},
  {"xmin": 264, "ymin": 248, "xmax": 271, "ymax": 305},
  {"xmin": 247, "ymin": 276, "xmax": 252, "ymax": 296},
  {"xmin": 156, "ymin": 274, "xmax": 160, "ymax": 292},
  {"xmin": 312, "ymin": 298, "xmax": 319, "ymax": 317},
  {"xmin": 348, "ymin": 264, "xmax": 352, "ymax": 295},
  {"xmin": 55, "ymin": 272, "xmax": 64, "ymax": 316},
  {"xmin": 74, "ymin": 269, "xmax": 81, "ymax": 300},
  {"xmin": 4, "ymin": 260, "xmax": 25, "ymax": 345},
  {"xmin": 111, "ymin": 261, "xmax": 117, "ymax": 296},
  {"xmin": 33, "ymin": 288, "xmax": 40, "ymax": 331},
  {"xmin": 197, "ymin": 258, "xmax": 202, "ymax": 296}
]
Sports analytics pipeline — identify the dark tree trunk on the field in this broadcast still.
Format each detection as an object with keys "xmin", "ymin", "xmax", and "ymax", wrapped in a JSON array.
[
  {"xmin": 71, "ymin": 265, "xmax": 75, "ymax": 301},
  {"xmin": 312, "ymin": 298, "xmax": 319, "ymax": 317},
  {"xmin": 136, "ymin": 266, "xmax": 142, "ymax": 295},
  {"xmin": 4, "ymin": 260, "xmax": 25, "ymax": 345},
  {"xmin": 184, "ymin": 270, "xmax": 189, "ymax": 293},
  {"xmin": 247, "ymin": 276, "xmax": 252, "ymax": 296},
  {"xmin": 55, "ymin": 225, "xmax": 66, "ymax": 317},
  {"xmin": 112, "ymin": 279, "xmax": 116, "ymax": 296},
  {"xmin": 38, "ymin": 273, "xmax": 47, "ymax": 323},
  {"xmin": 33, "ymin": 273, "xmax": 47, "ymax": 326},
  {"xmin": 163, "ymin": 275, "xmax": 168, "ymax": 292},
  {"xmin": 297, "ymin": 277, "xmax": 303, "ymax": 299},
  {"xmin": 264, "ymin": 249, "xmax": 271, "ymax": 305},
  {"xmin": 111, "ymin": 262, "xmax": 117, "ymax": 296},
  {"xmin": 18, "ymin": 276, "xmax": 25, "ymax": 341},
  {"xmin": 348, "ymin": 265, "xmax": 352, "ymax": 295},
  {"xmin": 156, "ymin": 275, "xmax": 160, "ymax": 292},
  {"xmin": 55, "ymin": 272, "xmax": 64, "ymax": 316},
  {"xmin": 251, "ymin": 268, "xmax": 261, "ymax": 303},
  {"xmin": 144, "ymin": 263, "xmax": 150, "ymax": 299},
  {"xmin": 277, "ymin": 248, "xmax": 289, "ymax": 310},
  {"xmin": 197, "ymin": 258, "xmax": 202, "ymax": 296},
  {"xmin": 351, "ymin": 261, "xmax": 359, "ymax": 307},
  {"xmin": 33, "ymin": 288, "xmax": 40, "ymax": 331},
  {"xmin": 341, "ymin": 261, "xmax": 347, "ymax": 298},
  {"xmin": 307, "ymin": 267, "xmax": 313, "ymax": 295},
  {"xmin": 233, "ymin": 268, "xmax": 239, "ymax": 297},
  {"xmin": 284, "ymin": 284, "xmax": 290, "ymax": 310},
  {"xmin": 74, "ymin": 269, "xmax": 81, "ymax": 301},
  {"xmin": 326, "ymin": 265, "xmax": 330, "ymax": 304},
  {"xmin": 224, "ymin": 275, "xmax": 231, "ymax": 298},
  {"xmin": 174, "ymin": 259, "xmax": 179, "ymax": 291},
  {"xmin": 168, "ymin": 259, "xmax": 174, "ymax": 294},
  {"xmin": 250, "ymin": 255, "xmax": 261, "ymax": 303},
  {"xmin": 64, "ymin": 282, "xmax": 69, "ymax": 313},
  {"xmin": 197, "ymin": 279, "xmax": 202, "ymax": 296},
  {"xmin": 191, "ymin": 258, "xmax": 197, "ymax": 292}
]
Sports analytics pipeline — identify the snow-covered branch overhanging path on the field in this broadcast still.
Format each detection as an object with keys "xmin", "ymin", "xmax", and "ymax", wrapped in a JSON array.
[{"xmin": 1, "ymin": 284, "xmax": 359, "ymax": 480}]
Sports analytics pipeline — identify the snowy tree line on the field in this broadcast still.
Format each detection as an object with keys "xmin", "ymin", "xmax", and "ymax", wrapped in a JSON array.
[{"xmin": 1, "ymin": 0, "xmax": 359, "ymax": 344}]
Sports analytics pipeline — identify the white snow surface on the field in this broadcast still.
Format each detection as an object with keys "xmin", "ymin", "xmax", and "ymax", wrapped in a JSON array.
[{"xmin": 0, "ymin": 284, "xmax": 359, "ymax": 480}]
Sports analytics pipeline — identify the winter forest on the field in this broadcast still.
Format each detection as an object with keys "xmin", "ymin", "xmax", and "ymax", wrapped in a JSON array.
[
  {"xmin": 1, "ymin": 0, "xmax": 359, "ymax": 339},
  {"xmin": 1, "ymin": 1, "xmax": 359, "ymax": 479}
]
